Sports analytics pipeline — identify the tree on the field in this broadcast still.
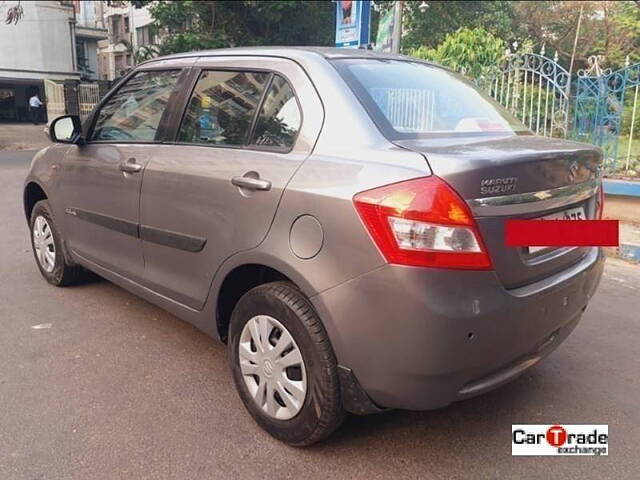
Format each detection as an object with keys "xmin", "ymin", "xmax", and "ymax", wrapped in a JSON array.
[
  {"xmin": 409, "ymin": 27, "xmax": 506, "ymax": 80},
  {"xmin": 372, "ymin": 1, "xmax": 517, "ymax": 53},
  {"xmin": 117, "ymin": 38, "xmax": 160, "ymax": 65},
  {"xmin": 143, "ymin": 1, "xmax": 335, "ymax": 55},
  {"xmin": 513, "ymin": 1, "xmax": 640, "ymax": 70}
]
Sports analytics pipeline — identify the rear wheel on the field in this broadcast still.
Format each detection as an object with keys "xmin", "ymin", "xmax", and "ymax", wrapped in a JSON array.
[
  {"xmin": 30, "ymin": 200, "xmax": 84, "ymax": 286},
  {"xmin": 228, "ymin": 281, "xmax": 345, "ymax": 446}
]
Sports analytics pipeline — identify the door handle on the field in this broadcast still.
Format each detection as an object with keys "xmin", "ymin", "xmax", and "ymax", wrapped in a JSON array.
[
  {"xmin": 231, "ymin": 175, "xmax": 272, "ymax": 191},
  {"xmin": 119, "ymin": 158, "xmax": 142, "ymax": 174}
]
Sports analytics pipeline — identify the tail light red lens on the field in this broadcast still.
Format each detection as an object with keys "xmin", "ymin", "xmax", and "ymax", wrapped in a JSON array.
[{"xmin": 353, "ymin": 176, "xmax": 493, "ymax": 270}]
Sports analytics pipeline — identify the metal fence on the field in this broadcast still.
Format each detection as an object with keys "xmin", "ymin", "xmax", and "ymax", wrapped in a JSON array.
[
  {"xmin": 44, "ymin": 80, "xmax": 65, "ymax": 122},
  {"xmin": 573, "ymin": 56, "xmax": 640, "ymax": 173},
  {"xmin": 479, "ymin": 50, "xmax": 571, "ymax": 138},
  {"xmin": 78, "ymin": 83, "xmax": 100, "ymax": 122},
  {"xmin": 43, "ymin": 81, "xmax": 104, "ymax": 124},
  {"xmin": 478, "ymin": 50, "xmax": 640, "ymax": 175},
  {"xmin": 371, "ymin": 87, "xmax": 436, "ymax": 132}
]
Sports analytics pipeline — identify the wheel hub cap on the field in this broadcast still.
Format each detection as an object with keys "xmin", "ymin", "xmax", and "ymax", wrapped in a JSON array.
[
  {"xmin": 238, "ymin": 315, "xmax": 307, "ymax": 420},
  {"xmin": 32, "ymin": 216, "xmax": 56, "ymax": 273},
  {"xmin": 262, "ymin": 359, "xmax": 274, "ymax": 378}
]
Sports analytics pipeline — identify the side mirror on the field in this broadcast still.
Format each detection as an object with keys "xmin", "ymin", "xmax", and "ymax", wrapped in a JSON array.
[{"xmin": 50, "ymin": 115, "xmax": 83, "ymax": 144}]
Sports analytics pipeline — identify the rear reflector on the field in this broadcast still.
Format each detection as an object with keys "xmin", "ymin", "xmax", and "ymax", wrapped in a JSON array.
[
  {"xmin": 505, "ymin": 220, "xmax": 619, "ymax": 247},
  {"xmin": 353, "ymin": 176, "xmax": 492, "ymax": 270}
]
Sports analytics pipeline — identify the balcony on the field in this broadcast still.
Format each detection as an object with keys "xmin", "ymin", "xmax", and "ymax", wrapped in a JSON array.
[
  {"xmin": 76, "ymin": 25, "xmax": 108, "ymax": 40},
  {"xmin": 109, "ymin": 31, "xmax": 132, "ymax": 46}
]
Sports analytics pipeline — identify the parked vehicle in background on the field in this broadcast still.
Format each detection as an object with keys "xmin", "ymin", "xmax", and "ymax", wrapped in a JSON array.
[{"xmin": 23, "ymin": 47, "xmax": 605, "ymax": 446}]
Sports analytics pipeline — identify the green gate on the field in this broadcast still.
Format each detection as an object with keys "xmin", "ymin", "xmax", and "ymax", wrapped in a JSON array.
[{"xmin": 574, "ymin": 56, "xmax": 640, "ymax": 174}]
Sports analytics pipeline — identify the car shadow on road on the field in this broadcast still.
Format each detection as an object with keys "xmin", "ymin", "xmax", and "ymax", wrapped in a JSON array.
[
  {"xmin": 60, "ymin": 277, "xmax": 570, "ymax": 461},
  {"xmin": 313, "ymin": 369, "xmax": 549, "ymax": 454}
]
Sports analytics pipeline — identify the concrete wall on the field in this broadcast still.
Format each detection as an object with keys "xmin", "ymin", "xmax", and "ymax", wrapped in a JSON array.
[
  {"xmin": 0, "ymin": 1, "xmax": 79, "ymax": 81},
  {"xmin": 76, "ymin": 0, "xmax": 105, "ymax": 30},
  {"xmin": 604, "ymin": 195, "xmax": 640, "ymax": 224},
  {"xmin": 85, "ymin": 40, "xmax": 100, "ymax": 80},
  {"xmin": 131, "ymin": 6, "xmax": 154, "ymax": 50}
]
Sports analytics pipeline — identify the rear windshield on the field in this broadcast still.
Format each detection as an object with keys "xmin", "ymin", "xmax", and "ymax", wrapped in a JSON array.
[{"xmin": 333, "ymin": 58, "xmax": 530, "ymax": 139}]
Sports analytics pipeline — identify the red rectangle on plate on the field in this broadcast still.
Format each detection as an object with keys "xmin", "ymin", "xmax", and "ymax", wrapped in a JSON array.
[{"xmin": 505, "ymin": 220, "xmax": 619, "ymax": 247}]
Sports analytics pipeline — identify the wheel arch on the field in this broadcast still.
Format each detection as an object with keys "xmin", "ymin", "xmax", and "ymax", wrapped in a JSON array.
[
  {"xmin": 216, "ymin": 263, "xmax": 293, "ymax": 342},
  {"xmin": 23, "ymin": 181, "xmax": 48, "ymax": 224},
  {"xmin": 213, "ymin": 254, "xmax": 317, "ymax": 342}
]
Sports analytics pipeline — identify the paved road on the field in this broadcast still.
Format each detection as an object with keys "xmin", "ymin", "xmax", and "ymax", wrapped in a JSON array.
[{"xmin": 1, "ymin": 150, "xmax": 638, "ymax": 479}]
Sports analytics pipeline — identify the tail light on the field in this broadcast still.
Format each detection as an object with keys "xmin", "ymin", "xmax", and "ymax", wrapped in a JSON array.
[
  {"xmin": 353, "ymin": 176, "xmax": 493, "ymax": 270},
  {"xmin": 596, "ymin": 182, "xmax": 605, "ymax": 219}
]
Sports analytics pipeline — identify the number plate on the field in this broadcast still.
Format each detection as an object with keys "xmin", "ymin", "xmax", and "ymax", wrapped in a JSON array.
[{"xmin": 527, "ymin": 206, "xmax": 586, "ymax": 253}]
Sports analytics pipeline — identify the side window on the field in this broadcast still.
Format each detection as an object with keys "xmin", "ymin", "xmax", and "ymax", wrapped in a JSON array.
[
  {"xmin": 250, "ymin": 75, "xmax": 301, "ymax": 150},
  {"xmin": 178, "ymin": 70, "xmax": 270, "ymax": 146},
  {"xmin": 91, "ymin": 70, "xmax": 181, "ymax": 142}
]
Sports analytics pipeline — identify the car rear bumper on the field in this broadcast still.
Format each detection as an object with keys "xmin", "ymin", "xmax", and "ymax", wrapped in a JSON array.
[{"xmin": 311, "ymin": 247, "xmax": 605, "ymax": 411}]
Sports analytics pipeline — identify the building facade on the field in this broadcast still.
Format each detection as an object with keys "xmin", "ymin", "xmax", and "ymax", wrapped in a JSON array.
[
  {"xmin": 97, "ymin": 1, "xmax": 154, "ymax": 81},
  {"xmin": 74, "ymin": 0, "xmax": 108, "ymax": 80},
  {"xmin": 0, "ymin": 1, "xmax": 153, "ymax": 122},
  {"xmin": 0, "ymin": 1, "xmax": 81, "ymax": 122}
]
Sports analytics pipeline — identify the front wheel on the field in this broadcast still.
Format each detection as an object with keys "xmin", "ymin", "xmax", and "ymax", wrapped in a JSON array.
[
  {"xmin": 30, "ymin": 200, "xmax": 84, "ymax": 286},
  {"xmin": 228, "ymin": 281, "xmax": 345, "ymax": 446}
]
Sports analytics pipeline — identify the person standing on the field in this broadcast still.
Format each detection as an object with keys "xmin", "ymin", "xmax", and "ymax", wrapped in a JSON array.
[{"xmin": 29, "ymin": 93, "xmax": 43, "ymax": 125}]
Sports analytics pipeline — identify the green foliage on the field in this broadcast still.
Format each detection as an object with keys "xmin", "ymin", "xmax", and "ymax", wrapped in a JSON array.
[
  {"xmin": 409, "ymin": 28, "xmax": 506, "ymax": 80},
  {"xmin": 116, "ymin": 38, "xmax": 160, "ymax": 65},
  {"xmin": 621, "ymin": 90, "xmax": 640, "ymax": 137},
  {"xmin": 513, "ymin": 1, "xmax": 640, "ymax": 71},
  {"xmin": 605, "ymin": 1, "xmax": 640, "ymax": 66},
  {"xmin": 146, "ymin": 0, "xmax": 334, "ymax": 56},
  {"xmin": 383, "ymin": 1, "xmax": 517, "ymax": 53}
]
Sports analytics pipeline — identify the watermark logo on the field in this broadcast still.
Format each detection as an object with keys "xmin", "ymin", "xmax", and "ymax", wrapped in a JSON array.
[{"xmin": 512, "ymin": 424, "xmax": 608, "ymax": 456}]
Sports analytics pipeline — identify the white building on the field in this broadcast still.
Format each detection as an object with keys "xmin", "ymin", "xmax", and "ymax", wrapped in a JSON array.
[
  {"xmin": 74, "ymin": 0, "xmax": 108, "ymax": 80},
  {"xmin": 0, "ymin": 0, "xmax": 108, "ymax": 122},
  {"xmin": 0, "ymin": 1, "xmax": 77, "ymax": 121},
  {"xmin": 98, "ymin": 1, "xmax": 155, "ymax": 81}
]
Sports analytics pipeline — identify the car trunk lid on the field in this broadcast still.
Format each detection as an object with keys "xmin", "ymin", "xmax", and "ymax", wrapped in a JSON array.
[{"xmin": 394, "ymin": 134, "xmax": 602, "ymax": 288}]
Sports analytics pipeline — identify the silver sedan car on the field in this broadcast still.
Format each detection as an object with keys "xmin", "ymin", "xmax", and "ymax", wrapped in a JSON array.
[{"xmin": 24, "ymin": 47, "xmax": 605, "ymax": 445}]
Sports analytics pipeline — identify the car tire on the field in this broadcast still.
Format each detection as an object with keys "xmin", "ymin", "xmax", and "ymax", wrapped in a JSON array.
[
  {"xmin": 30, "ymin": 200, "xmax": 84, "ymax": 286},
  {"xmin": 228, "ymin": 281, "xmax": 345, "ymax": 446}
]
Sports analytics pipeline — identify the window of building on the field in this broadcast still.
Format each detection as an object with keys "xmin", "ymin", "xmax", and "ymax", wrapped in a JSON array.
[
  {"xmin": 111, "ymin": 16, "xmax": 121, "ymax": 36},
  {"xmin": 136, "ymin": 25, "xmax": 155, "ymax": 46},
  {"xmin": 91, "ymin": 70, "xmax": 181, "ymax": 142},
  {"xmin": 178, "ymin": 70, "xmax": 270, "ymax": 146}
]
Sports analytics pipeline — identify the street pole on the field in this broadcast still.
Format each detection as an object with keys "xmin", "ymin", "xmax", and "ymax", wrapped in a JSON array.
[
  {"xmin": 391, "ymin": 0, "xmax": 403, "ymax": 54},
  {"xmin": 565, "ymin": 2, "xmax": 584, "ymax": 135},
  {"xmin": 568, "ymin": 3, "xmax": 584, "ymax": 80}
]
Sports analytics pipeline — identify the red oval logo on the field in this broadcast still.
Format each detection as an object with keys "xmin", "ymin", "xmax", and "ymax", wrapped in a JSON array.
[{"xmin": 546, "ymin": 425, "xmax": 567, "ymax": 447}]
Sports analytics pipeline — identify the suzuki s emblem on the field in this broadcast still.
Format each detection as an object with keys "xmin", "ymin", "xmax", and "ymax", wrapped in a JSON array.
[{"xmin": 567, "ymin": 161, "xmax": 579, "ymax": 183}]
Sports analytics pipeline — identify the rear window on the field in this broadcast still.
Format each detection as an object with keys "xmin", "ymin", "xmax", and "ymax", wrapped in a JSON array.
[{"xmin": 333, "ymin": 59, "xmax": 530, "ymax": 139}]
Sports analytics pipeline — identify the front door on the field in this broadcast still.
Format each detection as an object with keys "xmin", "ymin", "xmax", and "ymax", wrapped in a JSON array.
[
  {"xmin": 138, "ymin": 58, "xmax": 324, "ymax": 309},
  {"xmin": 60, "ymin": 69, "xmax": 182, "ymax": 279}
]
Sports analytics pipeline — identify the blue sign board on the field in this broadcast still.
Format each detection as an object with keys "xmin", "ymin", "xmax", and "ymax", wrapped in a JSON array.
[{"xmin": 335, "ymin": 0, "xmax": 371, "ymax": 48}]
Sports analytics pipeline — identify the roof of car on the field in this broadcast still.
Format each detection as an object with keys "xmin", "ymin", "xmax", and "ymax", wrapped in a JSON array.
[{"xmin": 141, "ymin": 46, "xmax": 442, "ymax": 68}]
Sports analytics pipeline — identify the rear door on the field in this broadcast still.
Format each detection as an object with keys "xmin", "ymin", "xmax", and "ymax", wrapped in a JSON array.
[
  {"xmin": 138, "ymin": 57, "xmax": 324, "ymax": 309},
  {"xmin": 60, "ymin": 69, "xmax": 183, "ymax": 279}
]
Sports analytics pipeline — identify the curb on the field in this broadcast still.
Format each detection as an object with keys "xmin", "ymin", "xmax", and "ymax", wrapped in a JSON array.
[
  {"xmin": 618, "ymin": 243, "xmax": 640, "ymax": 263},
  {"xmin": 603, "ymin": 179, "xmax": 640, "ymax": 198}
]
